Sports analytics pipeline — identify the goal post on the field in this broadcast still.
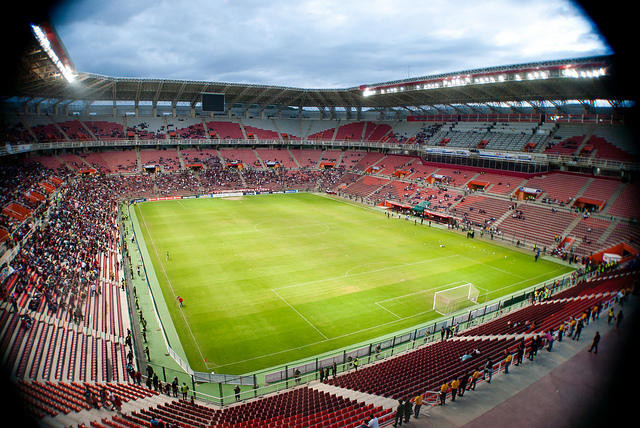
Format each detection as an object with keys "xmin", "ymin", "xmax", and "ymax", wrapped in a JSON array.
[{"xmin": 433, "ymin": 283, "xmax": 480, "ymax": 315}]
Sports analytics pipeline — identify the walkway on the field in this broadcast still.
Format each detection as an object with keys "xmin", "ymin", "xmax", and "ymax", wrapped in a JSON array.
[{"xmin": 405, "ymin": 292, "xmax": 638, "ymax": 428}]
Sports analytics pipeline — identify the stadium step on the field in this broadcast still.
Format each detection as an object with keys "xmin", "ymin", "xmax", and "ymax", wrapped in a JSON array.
[
  {"xmin": 236, "ymin": 117, "xmax": 249, "ymax": 139},
  {"xmin": 599, "ymin": 181, "xmax": 626, "ymax": 216},
  {"xmin": 310, "ymin": 380, "xmax": 397, "ymax": 411},
  {"xmin": 135, "ymin": 148, "xmax": 142, "ymax": 172},
  {"xmin": 286, "ymin": 147, "xmax": 302, "ymax": 168},
  {"xmin": 597, "ymin": 218, "xmax": 620, "ymax": 244},
  {"xmin": 176, "ymin": 147, "xmax": 186, "ymax": 170},
  {"xmin": 575, "ymin": 124, "xmax": 597, "ymax": 154},
  {"xmin": 573, "ymin": 177, "xmax": 595, "ymax": 201},
  {"xmin": 491, "ymin": 203, "xmax": 518, "ymax": 228},
  {"xmin": 560, "ymin": 214, "xmax": 584, "ymax": 240},
  {"xmin": 253, "ymin": 148, "xmax": 266, "ymax": 169}
]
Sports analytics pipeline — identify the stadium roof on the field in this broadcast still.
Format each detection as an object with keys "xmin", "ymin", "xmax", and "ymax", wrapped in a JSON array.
[{"xmin": 5, "ymin": 21, "xmax": 628, "ymax": 114}]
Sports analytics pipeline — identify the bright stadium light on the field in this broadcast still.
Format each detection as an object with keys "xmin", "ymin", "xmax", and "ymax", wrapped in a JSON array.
[
  {"xmin": 31, "ymin": 24, "xmax": 75, "ymax": 82},
  {"xmin": 361, "ymin": 61, "xmax": 606, "ymax": 98}
]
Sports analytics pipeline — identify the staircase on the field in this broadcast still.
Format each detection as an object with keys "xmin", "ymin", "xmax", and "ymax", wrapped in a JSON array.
[
  {"xmin": 575, "ymin": 125, "xmax": 596, "ymax": 155},
  {"xmin": 176, "ymin": 147, "xmax": 186, "ymax": 170},
  {"xmin": 597, "ymin": 219, "xmax": 619, "ymax": 244},
  {"xmin": 286, "ymin": 148, "xmax": 302, "ymax": 168},
  {"xmin": 560, "ymin": 214, "xmax": 583, "ymax": 240},
  {"xmin": 135, "ymin": 148, "xmax": 142, "ymax": 173},
  {"xmin": 600, "ymin": 182, "xmax": 627, "ymax": 216}
]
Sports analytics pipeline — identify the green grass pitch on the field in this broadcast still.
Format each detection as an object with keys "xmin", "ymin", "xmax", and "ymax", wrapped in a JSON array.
[{"xmin": 134, "ymin": 192, "xmax": 574, "ymax": 375}]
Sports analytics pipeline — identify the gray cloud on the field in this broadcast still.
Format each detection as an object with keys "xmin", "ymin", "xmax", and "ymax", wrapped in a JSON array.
[{"xmin": 50, "ymin": 0, "xmax": 612, "ymax": 88}]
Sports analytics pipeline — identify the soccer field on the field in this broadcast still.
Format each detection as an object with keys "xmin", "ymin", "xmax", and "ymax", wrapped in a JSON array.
[{"xmin": 134, "ymin": 192, "xmax": 573, "ymax": 375}]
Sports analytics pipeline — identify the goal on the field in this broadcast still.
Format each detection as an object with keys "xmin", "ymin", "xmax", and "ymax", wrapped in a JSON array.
[{"xmin": 433, "ymin": 283, "xmax": 480, "ymax": 315}]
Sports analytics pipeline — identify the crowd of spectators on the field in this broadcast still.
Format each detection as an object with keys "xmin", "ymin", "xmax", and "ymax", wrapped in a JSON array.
[
  {"xmin": 3, "ymin": 174, "xmax": 119, "ymax": 327},
  {"xmin": 0, "ymin": 155, "xmax": 355, "ymax": 322},
  {"xmin": 154, "ymin": 171, "xmax": 201, "ymax": 196}
]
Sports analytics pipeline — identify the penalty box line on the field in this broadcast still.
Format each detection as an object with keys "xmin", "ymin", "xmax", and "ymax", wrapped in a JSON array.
[
  {"xmin": 270, "ymin": 255, "xmax": 459, "ymax": 339},
  {"xmin": 272, "ymin": 255, "xmax": 459, "ymax": 292},
  {"xmin": 271, "ymin": 288, "xmax": 328, "ymax": 340},
  {"xmin": 270, "ymin": 256, "xmax": 462, "ymax": 340},
  {"xmin": 374, "ymin": 280, "xmax": 467, "ymax": 319}
]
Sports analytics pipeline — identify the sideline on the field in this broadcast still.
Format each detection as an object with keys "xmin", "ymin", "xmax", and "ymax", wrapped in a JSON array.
[{"xmin": 126, "ymin": 203, "xmax": 192, "ymax": 375}]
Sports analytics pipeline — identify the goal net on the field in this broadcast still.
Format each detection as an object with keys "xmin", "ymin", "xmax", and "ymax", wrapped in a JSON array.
[{"xmin": 433, "ymin": 283, "xmax": 480, "ymax": 315}]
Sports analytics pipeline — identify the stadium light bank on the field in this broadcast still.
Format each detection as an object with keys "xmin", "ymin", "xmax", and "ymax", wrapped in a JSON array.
[
  {"xmin": 361, "ymin": 64, "xmax": 606, "ymax": 97},
  {"xmin": 30, "ymin": 23, "xmax": 76, "ymax": 83}
]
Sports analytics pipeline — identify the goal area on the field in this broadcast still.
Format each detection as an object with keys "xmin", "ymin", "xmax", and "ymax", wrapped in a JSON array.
[{"xmin": 433, "ymin": 283, "xmax": 480, "ymax": 315}]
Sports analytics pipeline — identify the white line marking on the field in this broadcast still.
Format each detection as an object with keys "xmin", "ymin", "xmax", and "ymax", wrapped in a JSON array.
[
  {"xmin": 137, "ymin": 205, "xmax": 209, "ymax": 366},
  {"xmin": 373, "ymin": 280, "xmax": 467, "ymax": 318},
  {"xmin": 273, "ymin": 255, "xmax": 459, "ymax": 291},
  {"xmin": 374, "ymin": 302, "xmax": 401, "ymax": 319},
  {"xmin": 457, "ymin": 254, "xmax": 527, "ymax": 279},
  {"xmin": 271, "ymin": 288, "xmax": 328, "ymax": 340}
]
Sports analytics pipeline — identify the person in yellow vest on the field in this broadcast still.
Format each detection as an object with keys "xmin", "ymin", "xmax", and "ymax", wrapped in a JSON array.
[
  {"xmin": 439, "ymin": 381, "xmax": 449, "ymax": 406},
  {"xmin": 505, "ymin": 350, "xmax": 512, "ymax": 374},
  {"xmin": 569, "ymin": 317, "xmax": 577, "ymax": 336},
  {"xmin": 557, "ymin": 322, "xmax": 565, "ymax": 342},
  {"xmin": 470, "ymin": 368, "xmax": 480, "ymax": 390},
  {"xmin": 412, "ymin": 393, "xmax": 423, "ymax": 419},
  {"xmin": 450, "ymin": 378, "xmax": 460, "ymax": 402}
]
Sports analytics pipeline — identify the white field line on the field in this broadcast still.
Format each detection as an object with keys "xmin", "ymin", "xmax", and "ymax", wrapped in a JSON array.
[
  {"xmin": 486, "ymin": 265, "xmax": 571, "ymax": 297},
  {"xmin": 373, "ymin": 280, "xmax": 467, "ymax": 319},
  {"xmin": 137, "ymin": 206, "xmax": 210, "ymax": 367},
  {"xmin": 213, "ymin": 303, "xmax": 441, "ymax": 370},
  {"xmin": 457, "ymin": 254, "xmax": 527, "ymax": 279},
  {"xmin": 273, "ymin": 255, "xmax": 459, "ymax": 292},
  {"xmin": 270, "ymin": 288, "xmax": 329, "ymax": 340},
  {"xmin": 218, "ymin": 266, "xmax": 571, "ymax": 370}
]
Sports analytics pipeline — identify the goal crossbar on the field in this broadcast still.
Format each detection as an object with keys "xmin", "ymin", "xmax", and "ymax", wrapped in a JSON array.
[{"xmin": 433, "ymin": 283, "xmax": 479, "ymax": 315}]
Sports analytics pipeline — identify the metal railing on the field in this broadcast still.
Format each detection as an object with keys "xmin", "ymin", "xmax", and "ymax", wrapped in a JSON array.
[{"xmin": 2, "ymin": 137, "xmax": 636, "ymax": 171}]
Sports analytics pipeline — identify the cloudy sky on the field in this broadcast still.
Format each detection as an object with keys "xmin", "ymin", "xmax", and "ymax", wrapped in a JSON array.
[{"xmin": 49, "ymin": 0, "xmax": 612, "ymax": 89}]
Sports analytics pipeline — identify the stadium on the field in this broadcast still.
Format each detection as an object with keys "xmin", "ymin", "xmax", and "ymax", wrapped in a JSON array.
[{"xmin": 1, "ymin": 2, "xmax": 639, "ymax": 428}]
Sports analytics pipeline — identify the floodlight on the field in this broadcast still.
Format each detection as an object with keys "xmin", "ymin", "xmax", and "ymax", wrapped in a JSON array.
[{"xmin": 31, "ymin": 24, "xmax": 75, "ymax": 82}]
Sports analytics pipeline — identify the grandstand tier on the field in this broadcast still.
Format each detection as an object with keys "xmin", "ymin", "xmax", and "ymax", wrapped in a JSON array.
[{"xmin": 1, "ymin": 137, "xmax": 639, "ymax": 428}]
